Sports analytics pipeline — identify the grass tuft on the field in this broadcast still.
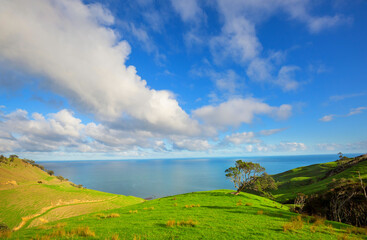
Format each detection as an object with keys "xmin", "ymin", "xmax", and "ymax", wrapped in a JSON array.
[
  {"xmin": 0, "ymin": 230, "xmax": 12, "ymax": 239},
  {"xmin": 166, "ymin": 219, "xmax": 198, "ymax": 227},
  {"xmin": 283, "ymin": 215, "xmax": 304, "ymax": 232},
  {"xmin": 245, "ymin": 202, "xmax": 253, "ymax": 206},
  {"xmin": 346, "ymin": 226, "xmax": 367, "ymax": 235},
  {"xmin": 70, "ymin": 226, "xmax": 96, "ymax": 237},
  {"xmin": 111, "ymin": 233, "xmax": 119, "ymax": 240},
  {"xmin": 108, "ymin": 213, "xmax": 120, "ymax": 218},
  {"xmin": 166, "ymin": 220, "xmax": 176, "ymax": 227},
  {"xmin": 310, "ymin": 215, "xmax": 325, "ymax": 226},
  {"xmin": 257, "ymin": 210, "xmax": 264, "ymax": 215}
]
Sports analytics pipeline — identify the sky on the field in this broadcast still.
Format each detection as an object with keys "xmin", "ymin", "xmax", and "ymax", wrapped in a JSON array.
[{"xmin": 0, "ymin": 0, "xmax": 366, "ymax": 160}]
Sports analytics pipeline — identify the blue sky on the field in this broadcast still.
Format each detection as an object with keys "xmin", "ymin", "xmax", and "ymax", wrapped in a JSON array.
[{"xmin": 0, "ymin": 0, "xmax": 366, "ymax": 160}]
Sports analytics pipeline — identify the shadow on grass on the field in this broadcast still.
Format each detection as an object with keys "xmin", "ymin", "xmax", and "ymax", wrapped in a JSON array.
[
  {"xmin": 201, "ymin": 205, "xmax": 236, "ymax": 210},
  {"xmin": 226, "ymin": 205, "xmax": 294, "ymax": 220}
]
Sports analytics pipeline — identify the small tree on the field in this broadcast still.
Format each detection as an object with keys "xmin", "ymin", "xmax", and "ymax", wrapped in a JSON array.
[
  {"xmin": 225, "ymin": 160, "xmax": 265, "ymax": 195},
  {"xmin": 46, "ymin": 170, "xmax": 54, "ymax": 176}
]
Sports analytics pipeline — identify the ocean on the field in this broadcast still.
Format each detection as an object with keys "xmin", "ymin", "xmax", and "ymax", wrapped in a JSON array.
[{"xmin": 39, "ymin": 154, "xmax": 359, "ymax": 199}]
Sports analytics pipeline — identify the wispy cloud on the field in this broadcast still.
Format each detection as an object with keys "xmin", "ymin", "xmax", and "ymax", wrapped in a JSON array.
[
  {"xmin": 320, "ymin": 107, "xmax": 366, "ymax": 122},
  {"xmin": 329, "ymin": 92, "xmax": 366, "ymax": 102}
]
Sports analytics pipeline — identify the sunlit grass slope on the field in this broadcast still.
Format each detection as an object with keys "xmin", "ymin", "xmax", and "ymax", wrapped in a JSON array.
[
  {"xmin": 272, "ymin": 155, "xmax": 367, "ymax": 202},
  {"xmin": 0, "ymin": 157, "xmax": 143, "ymax": 230},
  {"xmin": 13, "ymin": 190, "xmax": 360, "ymax": 240}
]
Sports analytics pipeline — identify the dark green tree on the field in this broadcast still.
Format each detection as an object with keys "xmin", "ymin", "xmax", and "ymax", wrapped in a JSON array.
[{"xmin": 225, "ymin": 160, "xmax": 265, "ymax": 195}]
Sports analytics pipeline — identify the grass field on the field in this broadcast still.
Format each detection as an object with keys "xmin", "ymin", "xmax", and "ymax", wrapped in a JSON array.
[
  {"xmin": 11, "ymin": 190, "xmax": 364, "ymax": 240},
  {"xmin": 271, "ymin": 155, "xmax": 367, "ymax": 202}
]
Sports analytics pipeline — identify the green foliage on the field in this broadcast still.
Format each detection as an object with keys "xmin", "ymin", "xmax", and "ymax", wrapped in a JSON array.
[
  {"xmin": 9, "ymin": 155, "xmax": 18, "ymax": 162},
  {"xmin": 225, "ymin": 160, "xmax": 266, "ymax": 194},
  {"xmin": 46, "ymin": 170, "xmax": 54, "ymax": 176},
  {"xmin": 0, "ymin": 155, "xmax": 7, "ymax": 163},
  {"xmin": 56, "ymin": 176, "xmax": 64, "ymax": 181}
]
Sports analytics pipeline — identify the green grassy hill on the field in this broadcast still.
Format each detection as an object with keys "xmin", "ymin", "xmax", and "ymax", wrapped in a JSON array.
[
  {"xmin": 0, "ymin": 156, "xmax": 143, "ymax": 231},
  {"xmin": 271, "ymin": 154, "xmax": 367, "ymax": 203},
  {"xmin": 12, "ymin": 190, "xmax": 360, "ymax": 240}
]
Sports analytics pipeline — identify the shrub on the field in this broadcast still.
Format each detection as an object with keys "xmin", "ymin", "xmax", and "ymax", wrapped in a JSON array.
[
  {"xmin": 0, "ymin": 222, "xmax": 11, "ymax": 239},
  {"xmin": 56, "ymin": 176, "xmax": 64, "ymax": 181},
  {"xmin": 37, "ymin": 181, "xmax": 43, "ymax": 184},
  {"xmin": 245, "ymin": 202, "xmax": 253, "ymax": 206},
  {"xmin": 310, "ymin": 224, "xmax": 317, "ymax": 233},
  {"xmin": 346, "ymin": 226, "xmax": 367, "ymax": 235},
  {"xmin": 310, "ymin": 216, "xmax": 325, "ymax": 226},
  {"xmin": 257, "ymin": 210, "xmax": 264, "ymax": 215},
  {"xmin": 46, "ymin": 170, "xmax": 54, "ymax": 176},
  {"xmin": 0, "ymin": 155, "xmax": 7, "ymax": 163},
  {"xmin": 283, "ymin": 215, "xmax": 304, "ymax": 232}
]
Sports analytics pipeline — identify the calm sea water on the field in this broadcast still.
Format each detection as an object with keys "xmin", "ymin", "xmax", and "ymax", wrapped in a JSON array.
[{"xmin": 39, "ymin": 154, "xmax": 360, "ymax": 199}]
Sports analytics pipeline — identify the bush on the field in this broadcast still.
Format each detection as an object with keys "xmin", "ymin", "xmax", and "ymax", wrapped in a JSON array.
[
  {"xmin": 46, "ymin": 170, "xmax": 54, "ymax": 176},
  {"xmin": 283, "ymin": 215, "xmax": 304, "ymax": 232},
  {"xmin": 0, "ymin": 223, "xmax": 11, "ymax": 238},
  {"xmin": 0, "ymin": 155, "xmax": 7, "ymax": 163},
  {"xmin": 56, "ymin": 176, "xmax": 64, "ymax": 181}
]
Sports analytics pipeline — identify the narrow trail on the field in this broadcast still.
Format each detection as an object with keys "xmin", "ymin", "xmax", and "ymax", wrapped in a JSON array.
[{"xmin": 13, "ymin": 196, "xmax": 120, "ymax": 231}]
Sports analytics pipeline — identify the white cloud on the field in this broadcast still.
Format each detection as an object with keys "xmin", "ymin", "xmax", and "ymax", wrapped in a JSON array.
[
  {"xmin": 347, "ymin": 107, "xmax": 367, "ymax": 116},
  {"xmin": 0, "ymin": 108, "xmax": 171, "ymax": 153},
  {"xmin": 259, "ymin": 128, "xmax": 286, "ymax": 136},
  {"xmin": 172, "ymin": 138, "xmax": 211, "ymax": 151},
  {"xmin": 320, "ymin": 107, "xmax": 366, "ymax": 122},
  {"xmin": 0, "ymin": 0, "xmax": 199, "ymax": 136},
  {"xmin": 209, "ymin": 0, "xmax": 350, "ymax": 91},
  {"xmin": 252, "ymin": 142, "xmax": 306, "ymax": 152},
  {"xmin": 319, "ymin": 115, "xmax": 335, "ymax": 122},
  {"xmin": 307, "ymin": 15, "xmax": 352, "ymax": 34},
  {"xmin": 328, "ymin": 92, "xmax": 365, "ymax": 102},
  {"xmin": 170, "ymin": 0, "xmax": 203, "ymax": 23},
  {"xmin": 246, "ymin": 58, "xmax": 300, "ymax": 91},
  {"xmin": 210, "ymin": 16, "xmax": 261, "ymax": 64},
  {"xmin": 223, "ymin": 132, "xmax": 259, "ymax": 145},
  {"xmin": 0, "ymin": 109, "xmax": 85, "ymax": 152},
  {"xmin": 316, "ymin": 141, "xmax": 367, "ymax": 152},
  {"xmin": 193, "ymin": 98, "xmax": 292, "ymax": 128}
]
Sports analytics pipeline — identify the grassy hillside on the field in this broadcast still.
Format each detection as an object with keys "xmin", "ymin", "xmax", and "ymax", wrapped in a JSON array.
[
  {"xmin": 0, "ymin": 156, "xmax": 143, "ymax": 230},
  {"xmin": 271, "ymin": 154, "xmax": 367, "ymax": 202},
  {"xmin": 11, "ymin": 190, "xmax": 363, "ymax": 240}
]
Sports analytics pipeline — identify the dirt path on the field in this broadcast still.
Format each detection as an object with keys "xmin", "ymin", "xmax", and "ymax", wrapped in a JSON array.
[{"xmin": 13, "ymin": 196, "xmax": 119, "ymax": 231}]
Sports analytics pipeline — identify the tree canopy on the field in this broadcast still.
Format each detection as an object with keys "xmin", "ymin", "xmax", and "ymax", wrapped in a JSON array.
[{"xmin": 225, "ymin": 160, "xmax": 266, "ymax": 195}]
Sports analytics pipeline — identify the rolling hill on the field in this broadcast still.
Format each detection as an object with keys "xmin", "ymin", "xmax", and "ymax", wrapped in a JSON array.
[
  {"xmin": 0, "ymin": 156, "xmax": 143, "ymax": 231},
  {"xmin": 271, "ymin": 154, "xmax": 367, "ymax": 203}
]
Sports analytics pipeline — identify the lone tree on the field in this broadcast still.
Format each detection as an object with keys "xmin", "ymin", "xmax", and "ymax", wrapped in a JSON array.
[{"xmin": 225, "ymin": 160, "xmax": 266, "ymax": 195}]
